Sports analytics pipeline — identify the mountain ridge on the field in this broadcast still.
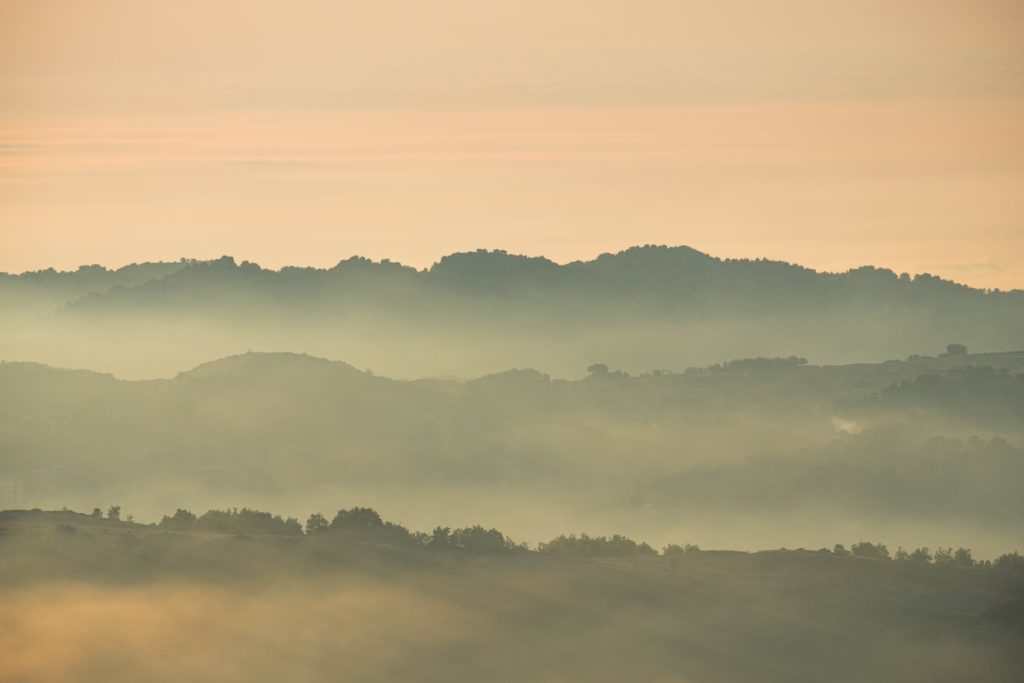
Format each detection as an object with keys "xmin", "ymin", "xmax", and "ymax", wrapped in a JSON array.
[
  {"xmin": 48, "ymin": 246, "xmax": 1024, "ymax": 320},
  {"xmin": 3, "ymin": 246, "xmax": 1021, "ymax": 310},
  {"xmin": 3, "ymin": 245, "xmax": 1022, "ymax": 381}
]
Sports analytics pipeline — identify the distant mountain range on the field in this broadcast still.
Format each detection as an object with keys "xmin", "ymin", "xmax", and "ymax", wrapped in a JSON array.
[
  {"xmin": 3, "ymin": 245, "xmax": 1021, "ymax": 316},
  {"xmin": 2, "ymin": 245, "xmax": 1022, "ymax": 379}
]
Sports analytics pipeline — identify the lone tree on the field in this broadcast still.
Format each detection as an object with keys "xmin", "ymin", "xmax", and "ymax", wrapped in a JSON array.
[{"xmin": 106, "ymin": 505, "xmax": 121, "ymax": 521}]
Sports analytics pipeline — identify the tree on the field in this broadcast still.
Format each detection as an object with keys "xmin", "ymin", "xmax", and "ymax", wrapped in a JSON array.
[
  {"xmin": 663, "ymin": 543, "xmax": 700, "ymax": 557},
  {"xmin": 995, "ymin": 551, "xmax": 1024, "ymax": 568},
  {"xmin": 194, "ymin": 507, "xmax": 302, "ymax": 536},
  {"xmin": 539, "ymin": 533, "xmax": 657, "ymax": 557},
  {"xmin": 327, "ymin": 507, "xmax": 412, "ymax": 542},
  {"xmin": 953, "ymin": 547, "xmax": 974, "ymax": 567},
  {"xmin": 895, "ymin": 546, "xmax": 932, "ymax": 563},
  {"xmin": 932, "ymin": 547, "xmax": 974, "ymax": 567},
  {"xmin": 851, "ymin": 541, "xmax": 889, "ymax": 559},
  {"xmin": 450, "ymin": 526, "xmax": 511, "ymax": 553},
  {"xmin": 429, "ymin": 526, "xmax": 452, "ymax": 548},
  {"xmin": 909, "ymin": 547, "xmax": 932, "ymax": 563},
  {"xmin": 942, "ymin": 343, "xmax": 968, "ymax": 357},
  {"xmin": 587, "ymin": 363, "xmax": 609, "ymax": 376},
  {"xmin": 832, "ymin": 543, "xmax": 850, "ymax": 556},
  {"xmin": 330, "ymin": 507, "xmax": 383, "ymax": 529},
  {"xmin": 106, "ymin": 505, "xmax": 121, "ymax": 521},
  {"xmin": 305, "ymin": 513, "xmax": 329, "ymax": 535},
  {"xmin": 196, "ymin": 509, "xmax": 233, "ymax": 533},
  {"xmin": 160, "ymin": 508, "xmax": 197, "ymax": 531},
  {"xmin": 91, "ymin": 507, "xmax": 102, "ymax": 518}
]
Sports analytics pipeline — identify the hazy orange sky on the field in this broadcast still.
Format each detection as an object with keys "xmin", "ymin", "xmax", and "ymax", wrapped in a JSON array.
[{"xmin": 2, "ymin": 0, "xmax": 1022, "ymax": 288}]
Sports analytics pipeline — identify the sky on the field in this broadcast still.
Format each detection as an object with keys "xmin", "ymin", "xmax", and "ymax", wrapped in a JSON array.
[{"xmin": 1, "ymin": 0, "xmax": 1023, "ymax": 289}]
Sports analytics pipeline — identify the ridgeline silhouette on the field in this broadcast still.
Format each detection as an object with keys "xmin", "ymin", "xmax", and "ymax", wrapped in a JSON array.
[{"xmin": 3, "ymin": 246, "xmax": 1022, "ymax": 379}]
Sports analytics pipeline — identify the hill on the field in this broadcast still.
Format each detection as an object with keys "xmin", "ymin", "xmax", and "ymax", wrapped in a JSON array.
[
  {"xmin": 2, "ymin": 246, "xmax": 1022, "ymax": 378},
  {"xmin": 1, "ymin": 350, "xmax": 1022, "ymax": 555},
  {"xmin": 1, "ymin": 508, "xmax": 1022, "ymax": 683},
  {"xmin": 0, "ymin": 260, "xmax": 186, "ymax": 320}
]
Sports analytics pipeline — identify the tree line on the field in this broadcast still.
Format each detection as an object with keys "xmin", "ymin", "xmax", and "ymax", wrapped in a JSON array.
[{"xmin": 69, "ymin": 505, "xmax": 1002, "ymax": 566}]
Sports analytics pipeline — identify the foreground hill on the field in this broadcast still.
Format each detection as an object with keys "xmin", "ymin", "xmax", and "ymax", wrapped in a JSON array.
[
  {"xmin": 2, "ymin": 246, "xmax": 1022, "ymax": 378},
  {"xmin": 1, "ymin": 350, "xmax": 1022, "ymax": 554},
  {"xmin": 1, "ymin": 509, "xmax": 1022, "ymax": 683}
]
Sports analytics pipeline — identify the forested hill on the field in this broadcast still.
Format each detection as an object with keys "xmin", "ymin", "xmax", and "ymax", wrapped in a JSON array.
[
  {"xmin": 2, "ymin": 349, "xmax": 1022, "ymax": 550},
  {"xmin": 2, "ymin": 245, "xmax": 1023, "ymax": 379},
  {"xmin": 4, "ymin": 348, "xmax": 1022, "ymax": 429},
  {"xmin": 0, "ymin": 260, "xmax": 186, "ymax": 316},
  {"xmin": 1, "ymin": 246, "xmax": 1019, "ymax": 317},
  {"xmin": 2, "ymin": 509, "xmax": 1022, "ymax": 683},
  {"xmin": 11, "ymin": 245, "xmax": 1020, "ymax": 314}
]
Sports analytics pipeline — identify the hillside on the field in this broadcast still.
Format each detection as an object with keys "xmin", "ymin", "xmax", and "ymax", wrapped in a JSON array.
[
  {"xmin": 0, "ymin": 260, "xmax": 187, "ymax": 319},
  {"xmin": 1, "ymin": 350, "xmax": 1022, "ymax": 554},
  {"xmin": 2, "ymin": 246, "xmax": 1023, "ymax": 379},
  {"xmin": 1, "ymin": 509, "xmax": 1022, "ymax": 683}
]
